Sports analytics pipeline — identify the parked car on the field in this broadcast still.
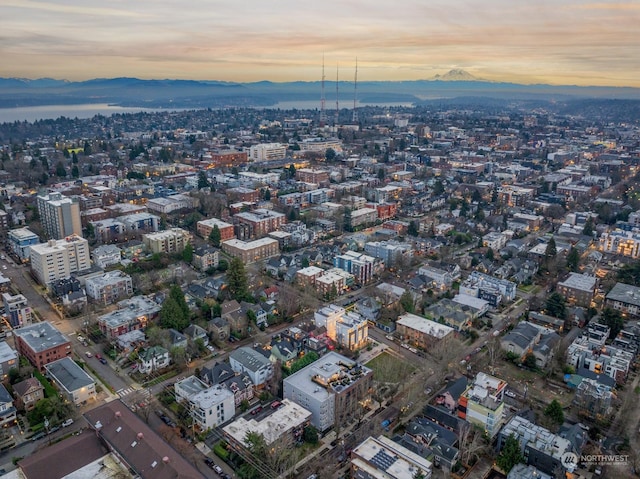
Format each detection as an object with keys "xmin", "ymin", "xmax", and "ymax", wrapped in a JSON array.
[
  {"xmin": 505, "ymin": 390, "xmax": 517, "ymax": 398},
  {"xmin": 99, "ymin": 357, "xmax": 107, "ymax": 365},
  {"xmin": 62, "ymin": 418, "xmax": 74, "ymax": 427},
  {"xmin": 250, "ymin": 406, "xmax": 263, "ymax": 415},
  {"xmin": 85, "ymin": 351, "xmax": 92, "ymax": 358},
  {"xmin": 31, "ymin": 432, "xmax": 45, "ymax": 441},
  {"xmin": 95, "ymin": 353, "xmax": 102, "ymax": 360}
]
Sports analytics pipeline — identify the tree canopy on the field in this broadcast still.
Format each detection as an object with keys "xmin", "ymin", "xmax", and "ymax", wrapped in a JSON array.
[
  {"xmin": 496, "ymin": 434, "xmax": 524, "ymax": 473},
  {"xmin": 227, "ymin": 257, "xmax": 250, "ymax": 301},
  {"xmin": 601, "ymin": 308, "xmax": 624, "ymax": 339},
  {"xmin": 544, "ymin": 399, "xmax": 565, "ymax": 425},
  {"xmin": 159, "ymin": 285, "xmax": 191, "ymax": 331},
  {"xmin": 545, "ymin": 292, "xmax": 567, "ymax": 320},
  {"xmin": 209, "ymin": 224, "xmax": 221, "ymax": 247}
]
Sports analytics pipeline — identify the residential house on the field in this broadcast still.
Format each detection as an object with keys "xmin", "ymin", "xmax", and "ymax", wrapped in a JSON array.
[
  {"xmin": 45, "ymin": 357, "xmax": 96, "ymax": 406},
  {"xmin": 208, "ymin": 317, "xmax": 230, "ymax": 341},
  {"xmin": 184, "ymin": 324, "xmax": 209, "ymax": 346},
  {"xmin": 200, "ymin": 362, "xmax": 254, "ymax": 407},
  {"xmin": 0, "ymin": 341, "xmax": 18, "ymax": 381},
  {"xmin": 12, "ymin": 377, "xmax": 44, "ymax": 412},
  {"xmin": 0, "ymin": 384, "xmax": 16, "ymax": 427},
  {"xmin": 138, "ymin": 346, "xmax": 170, "ymax": 374},
  {"xmin": 457, "ymin": 372, "xmax": 507, "ymax": 438},
  {"xmin": 229, "ymin": 347, "xmax": 274, "ymax": 388}
]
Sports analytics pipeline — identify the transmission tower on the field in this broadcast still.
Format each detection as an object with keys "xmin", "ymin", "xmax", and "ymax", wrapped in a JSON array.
[
  {"xmin": 335, "ymin": 64, "xmax": 339, "ymax": 127},
  {"xmin": 352, "ymin": 58, "xmax": 358, "ymax": 123},
  {"xmin": 320, "ymin": 55, "xmax": 326, "ymax": 127}
]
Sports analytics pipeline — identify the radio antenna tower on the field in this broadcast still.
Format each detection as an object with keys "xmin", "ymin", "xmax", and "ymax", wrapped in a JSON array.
[
  {"xmin": 320, "ymin": 55, "xmax": 326, "ymax": 127},
  {"xmin": 335, "ymin": 64, "xmax": 339, "ymax": 126},
  {"xmin": 352, "ymin": 58, "xmax": 358, "ymax": 123}
]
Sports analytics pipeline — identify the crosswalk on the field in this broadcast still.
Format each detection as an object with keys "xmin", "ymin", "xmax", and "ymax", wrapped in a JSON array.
[
  {"xmin": 116, "ymin": 387, "xmax": 135, "ymax": 398},
  {"xmin": 116, "ymin": 387, "xmax": 151, "ymax": 399}
]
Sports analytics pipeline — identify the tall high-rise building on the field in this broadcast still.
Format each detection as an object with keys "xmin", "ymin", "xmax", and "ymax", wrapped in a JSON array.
[
  {"xmin": 29, "ymin": 235, "xmax": 90, "ymax": 285},
  {"xmin": 36, "ymin": 192, "xmax": 82, "ymax": 240}
]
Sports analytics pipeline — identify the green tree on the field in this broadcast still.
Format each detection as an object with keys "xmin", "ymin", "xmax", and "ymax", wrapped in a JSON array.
[
  {"xmin": 408, "ymin": 221, "xmax": 419, "ymax": 237},
  {"xmin": 486, "ymin": 248, "xmax": 494, "ymax": 261},
  {"xmin": 601, "ymin": 308, "xmax": 624, "ymax": 339},
  {"xmin": 325, "ymin": 148, "xmax": 336, "ymax": 162},
  {"xmin": 71, "ymin": 165, "xmax": 79, "ymax": 178},
  {"xmin": 197, "ymin": 171, "xmax": 210, "ymax": 189},
  {"xmin": 496, "ymin": 434, "xmax": 524, "ymax": 473},
  {"xmin": 72, "ymin": 151, "xmax": 79, "ymax": 163},
  {"xmin": 617, "ymin": 261, "xmax": 640, "ymax": 286},
  {"xmin": 303, "ymin": 425, "xmax": 319, "ymax": 444},
  {"xmin": 209, "ymin": 225, "xmax": 221, "ymax": 247},
  {"xmin": 582, "ymin": 217, "xmax": 594, "ymax": 236},
  {"xmin": 227, "ymin": 257, "xmax": 249, "ymax": 301},
  {"xmin": 182, "ymin": 242, "xmax": 194, "ymax": 263},
  {"xmin": 169, "ymin": 284, "xmax": 190, "ymax": 320},
  {"xmin": 263, "ymin": 188, "xmax": 271, "ymax": 201},
  {"xmin": 545, "ymin": 237, "xmax": 557, "ymax": 259},
  {"xmin": 544, "ymin": 399, "xmax": 564, "ymax": 425},
  {"xmin": 83, "ymin": 141, "xmax": 91, "ymax": 156},
  {"xmin": 433, "ymin": 179, "xmax": 445, "ymax": 196},
  {"xmin": 545, "ymin": 292, "xmax": 567, "ymax": 319},
  {"xmin": 523, "ymin": 353, "xmax": 537, "ymax": 370},
  {"xmin": 159, "ymin": 296, "xmax": 188, "ymax": 331},
  {"xmin": 55, "ymin": 161, "xmax": 66, "ymax": 177},
  {"xmin": 566, "ymin": 247, "xmax": 580, "ymax": 272},
  {"xmin": 400, "ymin": 291, "xmax": 415, "ymax": 314},
  {"xmin": 288, "ymin": 163, "xmax": 296, "ymax": 179},
  {"xmin": 377, "ymin": 168, "xmax": 385, "ymax": 181}
]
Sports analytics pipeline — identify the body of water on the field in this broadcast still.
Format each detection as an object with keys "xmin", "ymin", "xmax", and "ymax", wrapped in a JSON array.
[
  {"xmin": 0, "ymin": 100, "xmax": 417, "ymax": 124},
  {"xmin": 0, "ymin": 103, "xmax": 179, "ymax": 124}
]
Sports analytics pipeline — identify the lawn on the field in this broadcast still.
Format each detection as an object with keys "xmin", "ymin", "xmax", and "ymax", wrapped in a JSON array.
[{"xmin": 365, "ymin": 352, "xmax": 415, "ymax": 384}]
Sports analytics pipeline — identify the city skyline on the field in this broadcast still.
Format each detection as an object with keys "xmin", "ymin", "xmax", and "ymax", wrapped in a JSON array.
[{"xmin": 2, "ymin": 0, "xmax": 639, "ymax": 88}]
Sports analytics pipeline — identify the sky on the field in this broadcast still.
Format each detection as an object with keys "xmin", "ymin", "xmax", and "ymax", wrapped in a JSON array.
[{"xmin": 1, "ymin": 0, "xmax": 639, "ymax": 87}]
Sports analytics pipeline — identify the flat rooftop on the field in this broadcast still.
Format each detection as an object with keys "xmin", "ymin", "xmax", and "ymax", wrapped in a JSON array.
[{"xmin": 223, "ymin": 399, "xmax": 311, "ymax": 446}]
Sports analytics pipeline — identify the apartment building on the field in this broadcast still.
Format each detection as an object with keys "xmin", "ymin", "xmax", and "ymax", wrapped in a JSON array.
[
  {"xmin": 557, "ymin": 273, "xmax": 596, "ymax": 307},
  {"xmin": 97, "ymin": 296, "xmax": 161, "ymax": 339},
  {"xmin": 119, "ymin": 212, "xmax": 160, "ymax": 232},
  {"xmin": 334, "ymin": 251, "xmax": 375, "ymax": 284},
  {"xmin": 91, "ymin": 244, "xmax": 122, "ymax": 269},
  {"xmin": 85, "ymin": 271, "xmax": 133, "ymax": 305},
  {"xmin": 249, "ymin": 142, "xmax": 287, "ymax": 162},
  {"xmin": 460, "ymin": 271, "xmax": 516, "ymax": 305},
  {"xmin": 606, "ymin": 282, "xmax": 640, "ymax": 317},
  {"xmin": 295, "ymin": 168, "xmax": 328, "ymax": 184},
  {"xmin": 221, "ymin": 238, "xmax": 279, "ymax": 264},
  {"xmin": 364, "ymin": 241, "xmax": 413, "ymax": 268},
  {"xmin": 209, "ymin": 149, "xmax": 248, "ymax": 168},
  {"xmin": 497, "ymin": 416, "xmax": 582, "ymax": 477},
  {"xmin": 36, "ymin": 192, "xmax": 82, "ymax": 240},
  {"xmin": 7, "ymin": 227, "xmax": 39, "ymax": 262},
  {"xmin": 284, "ymin": 352, "xmax": 372, "ymax": 432},
  {"xmin": 14, "ymin": 322, "xmax": 71, "ymax": 372},
  {"xmin": 142, "ymin": 228, "xmax": 192, "ymax": 254},
  {"xmin": 2, "ymin": 293, "xmax": 33, "ymax": 328},
  {"xmin": 146, "ymin": 194, "xmax": 194, "ymax": 214},
  {"xmin": 196, "ymin": 217, "xmax": 235, "ymax": 241},
  {"xmin": 396, "ymin": 313, "xmax": 454, "ymax": 350},
  {"xmin": 599, "ymin": 229, "xmax": 640, "ymax": 258},
  {"xmin": 350, "ymin": 435, "xmax": 432, "ymax": 479},
  {"xmin": 348, "ymin": 208, "xmax": 378, "ymax": 229},
  {"xmin": 233, "ymin": 209, "xmax": 286, "ymax": 239},
  {"xmin": 29, "ymin": 235, "xmax": 90, "ymax": 285},
  {"xmin": 223, "ymin": 399, "xmax": 311, "ymax": 452},
  {"xmin": 457, "ymin": 372, "xmax": 507, "ymax": 438},
  {"xmin": 314, "ymin": 304, "xmax": 369, "ymax": 351}
]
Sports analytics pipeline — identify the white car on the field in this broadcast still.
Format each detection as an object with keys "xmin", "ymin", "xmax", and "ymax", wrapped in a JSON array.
[{"xmin": 505, "ymin": 390, "xmax": 517, "ymax": 398}]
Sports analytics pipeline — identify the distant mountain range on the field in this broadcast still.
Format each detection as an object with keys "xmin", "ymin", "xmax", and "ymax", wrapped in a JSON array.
[{"xmin": 1, "ymin": 70, "xmax": 639, "ymax": 109}]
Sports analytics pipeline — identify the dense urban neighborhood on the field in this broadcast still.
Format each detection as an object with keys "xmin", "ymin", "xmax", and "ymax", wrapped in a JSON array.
[{"xmin": 0, "ymin": 101, "xmax": 639, "ymax": 479}]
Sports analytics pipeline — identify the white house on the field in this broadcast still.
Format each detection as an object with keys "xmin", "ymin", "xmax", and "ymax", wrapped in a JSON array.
[
  {"xmin": 229, "ymin": 347, "xmax": 273, "ymax": 388},
  {"xmin": 138, "ymin": 346, "xmax": 170, "ymax": 374}
]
